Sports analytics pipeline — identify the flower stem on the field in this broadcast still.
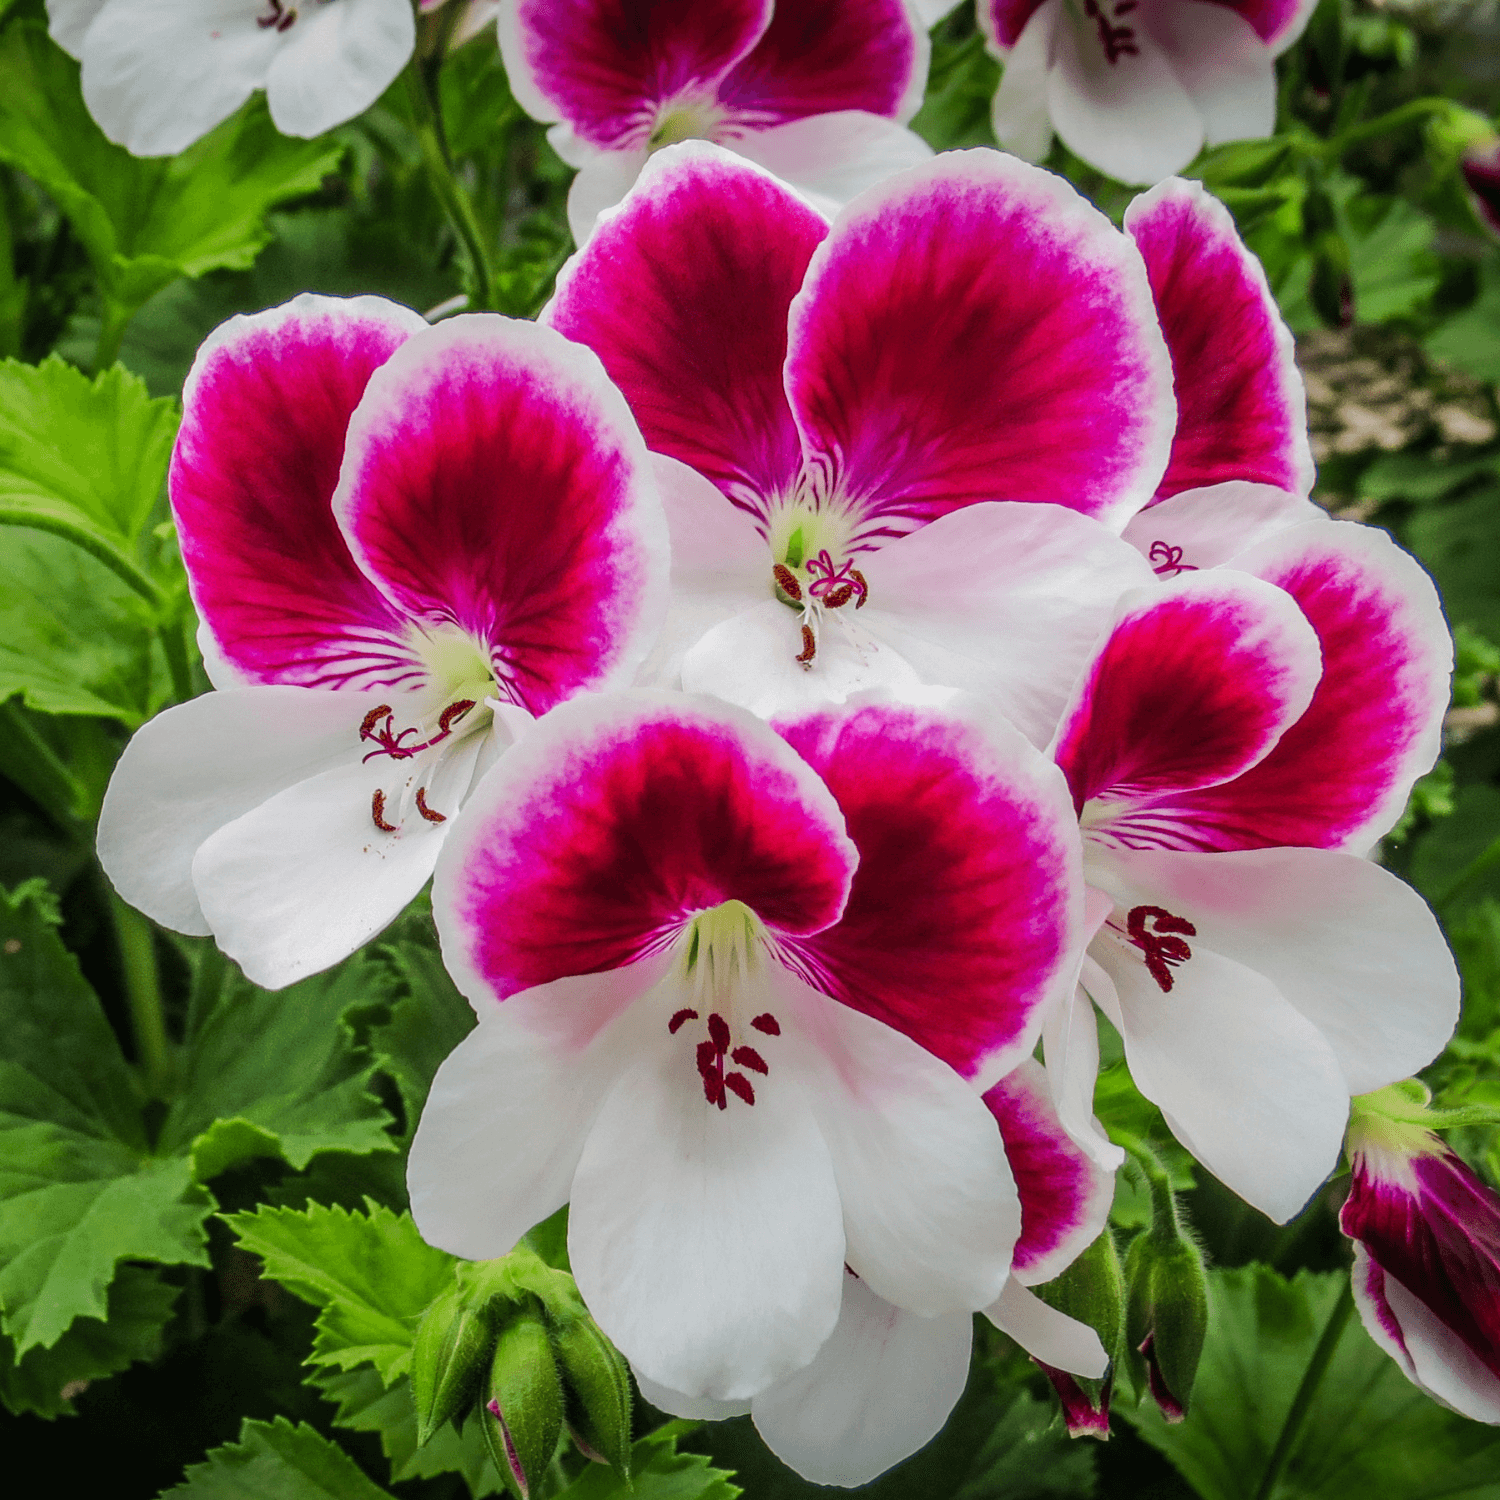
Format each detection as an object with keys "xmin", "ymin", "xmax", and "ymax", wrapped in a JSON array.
[
  {"xmin": 0, "ymin": 699, "xmax": 90, "ymax": 842},
  {"xmin": 1326, "ymin": 97, "xmax": 1453, "ymax": 156},
  {"xmin": 1252, "ymin": 1278, "xmax": 1355, "ymax": 1500},
  {"xmin": 158, "ymin": 616, "xmax": 195, "ymax": 706},
  {"xmin": 107, "ymin": 886, "xmax": 174, "ymax": 1100},
  {"xmin": 1111, "ymin": 1128, "xmax": 1179, "ymax": 1236},
  {"xmin": 93, "ymin": 297, "xmax": 133, "ymax": 375}
]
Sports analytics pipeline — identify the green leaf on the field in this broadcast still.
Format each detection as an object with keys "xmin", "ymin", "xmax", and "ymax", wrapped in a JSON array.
[
  {"xmin": 1410, "ymin": 784, "xmax": 1500, "ymax": 913},
  {"xmin": 1406, "ymin": 486, "xmax": 1500, "ymax": 642},
  {"xmin": 157, "ymin": 946, "xmax": 395, "ymax": 1178},
  {"xmin": 1120, "ymin": 1266, "xmax": 1500, "ymax": 1500},
  {"xmin": 560, "ymin": 1424, "xmax": 743, "ymax": 1500},
  {"xmin": 0, "ymin": 1264, "xmax": 178, "ymax": 1419},
  {"xmin": 226, "ymin": 1202, "xmax": 453, "ymax": 1384},
  {"xmin": 0, "ymin": 23, "xmax": 342, "ymax": 313},
  {"xmin": 1427, "ymin": 262, "xmax": 1500, "ymax": 384},
  {"xmin": 1357, "ymin": 450, "xmax": 1498, "ymax": 505},
  {"xmin": 0, "ymin": 881, "xmax": 212, "ymax": 1354},
  {"xmin": 910, "ymin": 31, "xmax": 1001, "ymax": 153},
  {"xmin": 162, "ymin": 1417, "xmax": 396, "ymax": 1500}
]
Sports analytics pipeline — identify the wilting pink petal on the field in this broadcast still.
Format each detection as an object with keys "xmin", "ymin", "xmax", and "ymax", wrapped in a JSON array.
[
  {"xmin": 545, "ymin": 143, "xmax": 825, "ymax": 521},
  {"xmin": 332, "ymin": 315, "xmax": 668, "ymax": 715},
  {"xmin": 1126, "ymin": 178, "xmax": 1314, "ymax": 502},
  {"xmin": 785, "ymin": 150, "xmax": 1175, "ymax": 538},
  {"xmin": 986, "ymin": 1059, "xmax": 1113, "ymax": 1286},
  {"xmin": 1051, "ymin": 570, "xmax": 1322, "ymax": 815},
  {"xmin": 717, "ymin": 0, "xmax": 926, "ymax": 127},
  {"xmin": 497, "ymin": 0, "xmax": 771, "ymax": 147},
  {"xmin": 171, "ymin": 294, "xmax": 425, "ymax": 689},
  {"xmin": 776, "ymin": 693, "xmax": 1080, "ymax": 1086}
]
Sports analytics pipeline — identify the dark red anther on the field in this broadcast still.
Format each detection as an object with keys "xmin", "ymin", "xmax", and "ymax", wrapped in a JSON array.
[
  {"xmin": 1083, "ymin": 0, "xmax": 1137, "ymax": 62},
  {"xmin": 707, "ymin": 1012, "xmax": 731, "ymax": 1053},
  {"xmin": 1126, "ymin": 905, "xmax": 1197, "ymax": 993},
  {"xmin": 751, "ymin": 1013, "xmax": 781, "ymax": 1035},
  {"xmin": 773, "ymin": 563, "xmax": 803, "ymax": 603},
  {"xmin": 360, "ymin": 704, "xmax": 393, "ymax": 740},
  {"xmin": 849, "ymin": 569, "xmax": 868, "ymax": 608},
  {"xmin": 438, "ymin": 699, "xmax": 477, "ymax": 736},
  {"xmin": 415, "ymin": 787, "xmax": 446, "ymax": 824},
  {"xmin": 731, "ymin": 1045, "xmax": 768, "ymax": 1075},
  {"xmin": 796, "ymin": 625, "xmax": 816, "ymax": 665},
  {"xmin": 371, "ymin": 789, "xmax": 398, "ymax": 833},
  {"xmin": 724, "ymin": 1072, "xmax": 755, "ymax": 1107},
  {"xmin": 696, "ymin": 1039, "xmax": 720, "ymax": 1081},
  {"xmin": 823, "ymin": 584, "xmax": 855, "ymax": 610},
  {"xmin": 668, "ymin": 1008, "xmax": 699, "ymax": 1035}
]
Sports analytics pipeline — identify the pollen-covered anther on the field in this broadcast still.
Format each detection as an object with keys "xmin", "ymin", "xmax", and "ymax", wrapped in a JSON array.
[
  {"xmin": 772, "ymin": 563, "xmax": 803, "ymax": 603},
  {"xmin": 438, "ymin": 699, "xmax": 477, "ymax": 736},
  {"xmin": 796, "ymin": 624, "xmax": 817, "ymax": 667},
  {"xmin": 751, "ymin": 1013, "xmax": 780, "ymax": 1035},
  {"xmin": 1126, "ymin": 904, "xmax": 1197, "ymax": 992},
  {"xmin": 371, "ymin": 789, "xmax": 398, "ymax": 833},
  {"xmin": 823, "ymin": 583, "xmax": 855, "ymax": 609},
  {"xmin": 415, "ymin": 788, "xmax": 447, "ymax": 824},
  {"xmin": 850, "ymin": 568, "xmax": 869, "ymax": 607},
  {"xmin": 668, "ymin": 1007, "xmax": 699, "ymax": 1035}
]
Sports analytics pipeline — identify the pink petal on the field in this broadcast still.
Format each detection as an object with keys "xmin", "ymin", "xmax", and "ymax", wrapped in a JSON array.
[
  {"xmin": 981, "ymin": 0, "xmax": 1050, "ymax": 50},
  {"xmin": 1052, "ymin": 570, "xmax": 1322, "ymax": 815},
  {"xmin": 1146, "ymin": 522, "xmax": 1451, "ymax": 852},
  {"xmin": 432, "ymin": 692, "xmax": 857, "ymax": 1002},
  {"xmin": 985, "ymin": 1059, "xmax": 1113, "ymax": 1286},
  {"xmin": 1125, "ymin": 178, "xmax": 1314, "ymax": 503},
  {"xmin": 1224, "ymin": 0, "xmax": 1319, "ymax": 49},
  {"xmin": 171, "ymin": 294, "xmax": 426, "ymax": 689},
  {"xmin": 544, "ymin": 142, "xmax": 826, "ymax": 523},
  {"xmin": 776, "ymin": 693, "xmax": 1081, "ymax": 1087},
  {"xmin": 717, "ymin": 0, "xmax": 927, "ymax": 128},
  {"xmin": 784, "ymin": 150, "xmax": 1175, "ymax": 538},
  {"xmin": 332, "ymin": 315, "xmax": 669, "ymax": 715},
  {"xmin": 497, "ymin": 0, "xmax": 771, "ymax": 146}
]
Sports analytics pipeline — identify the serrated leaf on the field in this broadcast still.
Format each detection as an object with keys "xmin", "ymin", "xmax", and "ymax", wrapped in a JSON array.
[
  {"xmin": 559, "ymin": 1425, "xmax": 743, "ymax": 1500},
  {"xmin": 162, "ymin": 1417, "xmax": 395, "ymax": 1500},
  {"xmin": 0, "ymin": 1264, "xmax": 178, "ymax": 1419},
  {"xmin": 1120, "ymin": 1266, "xmax": 1500, "ymax": 1500},
  {"xmin": 226, "ymin": 1202, "xmax": 453, "ymax": 1384},
  {"xmin": 158, "ymin": 946, "xmax": 395, "ymax": 1178}
]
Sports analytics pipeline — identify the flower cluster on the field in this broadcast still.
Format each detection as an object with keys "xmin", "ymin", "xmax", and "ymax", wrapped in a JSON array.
[{"xmin": 94, "ymin": 15, "xmax": 1479, "ymax": 1488}]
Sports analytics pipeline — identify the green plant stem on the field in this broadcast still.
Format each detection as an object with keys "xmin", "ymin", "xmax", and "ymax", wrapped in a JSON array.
[
  {"xmin": 93, "ymin": 297, "xmax": 133, "ymax": 374},
  {"xmin": 0, "ymin": 508, "xmax": 162, "ymax": 605},
  {"xmin": 1252, "ymin": 1279, "xmax": 1355, "ymax": 1500},
  {"xmin": 158, "ymin": 616, "xmax": 194, "ymax": 706},
  {"xmin": 0, "ymin": 699, "xmax": 90, "ymax": 842},
  {"xmin": 1110, "ymin": 1129, "xmax": 1178, "ymax": 1234},
  {"xmin": 1327, "ymin": 97, "xmax": 1452, "ymax": 155},
  {"xmin": 107, "ymin": 887, "xmax": 173, "ymax": 1100},
  {"xmin": 1434, "ymin": 833, "xmax": 1500, "ymax": 911}
]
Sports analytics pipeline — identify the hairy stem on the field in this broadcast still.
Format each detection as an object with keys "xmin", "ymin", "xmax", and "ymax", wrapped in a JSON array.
[{"xmin": 107, "ymin": 887, "xmax": 174, "ymax": 1100}]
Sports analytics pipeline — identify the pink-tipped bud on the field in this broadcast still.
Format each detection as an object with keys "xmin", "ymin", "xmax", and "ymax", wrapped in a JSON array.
[
  {"xmin": 1461, "ymin": 139, "xmax": 1500, "ymax": 241},
  {"xmin": 1034, "ymin": 1361, "xmax": 1112, "ymax": 1439}
]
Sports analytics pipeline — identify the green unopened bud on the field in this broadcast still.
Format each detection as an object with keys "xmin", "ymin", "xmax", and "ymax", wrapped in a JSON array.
[
  {"xmin": 411, "ymin": 1284, "xmax": 498, "ymax": 1447},
  {"xmin": 1123, "ymin": 1195, "xmax": 1208, "ymax": 1421},
  {"xmin": 484, "ymin": 1303, "xmax": 564, "ymax": 1500},
  {"xmin": 1032, "ymin": 1229, "xmax": 1127, "ymax": 1438},
  {"xmin": 552, "ymin": 1310, "xmax": 633, "ymax": 1477}
]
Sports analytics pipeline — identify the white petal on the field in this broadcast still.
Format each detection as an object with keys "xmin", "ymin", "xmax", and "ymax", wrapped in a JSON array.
[
  {"xmin": 868, "ymin": 502, "xmax": 1157, "ymax": 748},
  {"xmin": 985, "ymin": 1277, "xmax": 1108, "ymax": 1377},
  {"xmin": 733, "ymin": 112, "xmax": 933, "ymax": 212},
  {"xmin": 46, "ymin": 0, "xmax": 106, "ymax": 56},
  {"xmin": 751, "ymin": 1273, "xmax": 973, "ymax": 1486},
  {"xmin": 1383, "ymin": 1268, "xmax": 1500, "ymax": 1424},
  {"xmin": 563, "ymin": 141, "xmax": 652, "ymax": 247},
  {"xmin": 682, "ymin": 598, "xmax": 923, "ymax": 720},
  {"xmin": 633, "ymin": 1369, "xmax": 752, "ymax": 1421},
  {"xmin": 1112, "ymin": 846, "xmax": 1460, "ymax": 1096},
  {"xmin": 1145, "ymin": 0, "xmax": 1275, "ymax": 148},
  {"xmin": 1048, "ymin": 8, "xmax": 1202, "ymax": 185},
  {"xmin": 988, "ymin": 1, "xmax": 1057, "ymax": 163},
  {"xmin": 192, "ymin": 730, "xmax": 485, "ymax": 989},
  {"xmin": 408, "ymin": 961, "xmax": 666, "ymax": 1260},
  {"xmin": 568, "ymin": 1014, "xmax": 846, "ymax": 1402},
  {"xmin": 97, "ymin": 686, "xmax": 386, "ymax": 937},
  {"xmin": 265, "ymin": 0, "xmax": 414, "ymax": 139},
  {"xmin": 1121, "ymin": 481, "xmax": 1325, "ymax": 572},
  {"xmin": 785, "ymin": 972, "xmax": 1019, "ymax": 1317}
]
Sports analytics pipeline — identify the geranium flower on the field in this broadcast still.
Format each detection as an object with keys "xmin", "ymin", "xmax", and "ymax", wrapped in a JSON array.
[
  {"xmin": 543, "ymin": 142, "xmax": 1174, "ymax": 740},
  {"xmin": 1341, "ymin": 1094, "xmax": 1500, "ymax": 1424},
  {"xmin": 48, "ymin": 0, "xmax": 414, "ymax": 156},
  {"xmin": 1048, "ymin": 555, "xmax": 1457, "ymax": 1220},
  {"xmin": 97, "ymin": 294, "xmax": 667, "ymax": 988},
  {"xmin": 633, "ymin": 1058, "xmax": 1114, "ymax": 1485},
  {"xmin": 981, "ymin": 0, "xmax": 1317, "ymax": 185},
  {"xmin": 1462, "ymin": 137, "xmax": 1500, "ymax": 241},
  {"xmin": 497, "ymin": 0, "xmax": 935, "ymax": 245},
  {"xmin": 409, "ymin": 689, "xmax": 1083, "ymax": 1411}
]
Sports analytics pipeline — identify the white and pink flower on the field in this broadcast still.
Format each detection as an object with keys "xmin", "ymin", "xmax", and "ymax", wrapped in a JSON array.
[
  {"xmin": 543, "ymin": 141, "xmax": 1175, "ymax": 738},
  {"xmin": 408, "ymin": 689, "xmax": 1087, "ymax": 1441},
  {"xmin": 97, "ymin": 294, "xmax": 668, "ymax": 989},
  {"xmin": 981, "ymin": 0, "xmax": 1318, "ymax": 184},
  {"xmin": 497, "ymin": 0, "xmax": 936, "ymax": 245}
]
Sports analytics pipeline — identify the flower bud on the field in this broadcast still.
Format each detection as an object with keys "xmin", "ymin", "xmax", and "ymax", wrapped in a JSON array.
[
  {"xmin": 483, "ymin": 1303, "xmax": 564, "ymax": 1499},
  {"xmin": 1123, "ymin": 1187, "xmax": 1208, "ymax": 1421},
  {"xmin": 411, "ymin": 1283, "xmax": 498, "ymax": 1446},
  {"xmin": 552, "ymin": 1309, "xmax": 633, "ymax": 1476},
  {"xmin": 1031, "ymin": 1229, "xmax": 1126, "ymax": 1438},
  {"xmin": 1461, "ymin": 138, "xmax": 1500, "ymax": 242}
]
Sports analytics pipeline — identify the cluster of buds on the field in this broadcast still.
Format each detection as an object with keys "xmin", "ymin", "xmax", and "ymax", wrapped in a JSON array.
[{"xmin": 410, "ymin": 1245, "xmax": 633, "ymax": 1498}]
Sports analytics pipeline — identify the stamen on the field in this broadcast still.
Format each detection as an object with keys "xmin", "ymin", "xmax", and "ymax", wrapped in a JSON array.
[
  {"xmin": 668, "ymin": 1008, "xmax": 699, "ymax": 1035},
  {"xmin": 371, "ymin": 789, "xmax": 398, "ymax": 833},
  {"xmin": 850, "ymin": 568, "xmax": 869, "ymax": 608},
  {"xmin": 1148, "ymin": 540, "xmax": 1197, "ymax": 578},
  {"xmin": 1082, "ymin": 0, "xmax": 1138, "ymax": 63},
  {"xmin": 796, "ymin": 624, "xmax": 816, "ymax": 666},
  {"xmin": 415, "ymin": 788, "xmax": 447, "ymax": 824},
  {"xmin": 438, "ymin": 699, "xmax": 477, "ymax": 736},
  {"xmin": 707, "ymin": 1012, "xmax": 731, "ymax": 1052},
  {"xmin": 773, "ymin": 564, "xmax": 803, "ymax": 603},
  {"xmin": 823, "ymin": 583, "xmax": 854, "ymax": 610},
  {"xmin": 1126, "ymin": 905, "xmax": 1196, "ymax": 992},
  {"xmin": 359, "ymin": 704, "xmax": 393, "ymax": 739},
  {"xmin": 724, "ymin": 1073, "xmax": 755, "ymax": 1106},
  {"xmin": 751, "ymin": 1013, "xmax": 781, "ymax": 1035},
  {"xmin": 731, "ymin": 1045, "xmax": 768, "ymax": 1074}
]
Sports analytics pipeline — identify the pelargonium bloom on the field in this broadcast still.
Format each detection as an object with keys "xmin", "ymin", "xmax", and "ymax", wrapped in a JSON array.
[
  {"xmin": 409, "ymin": 689, "xmax": 1084, "ymax": 1416},
  {"xmin": 497, "ymin": 0, "xmax": 935, "ymax": 245},
  {"xmin": 544, "ymin": 142, "xmax": 1174, "ymax": 739},
  {"xmin": 1049, "ymin": 555, "xmax": 1458, "ymax": 1220},
  {"xmin": 97, "ymin": 294, "xmax": 667, "ymax": 989},
  {"xmin": 1341, "ymin": 1094, "xmax": 1500, "ymax": 1424},
  {"xmin": 1462, "ymin": 137, "xmax": 1500, "ymax": 241},
  {"xmin": 48, "ymin": 0, "xmax": 414, "ymax": 156},
  {"xmin": 981, "ymin": 0, "xmax": 1317, "ymax": 185}
]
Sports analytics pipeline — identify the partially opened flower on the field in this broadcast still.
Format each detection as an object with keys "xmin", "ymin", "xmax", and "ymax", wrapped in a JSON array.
[
  {"xmin": 48, "ymin": 0, "xmax": 414, "ymax": 156},
  {"xmin": 544, "ymin": 142, "xmax": 1173, "ymax": 739},
  {"xmin": 1051, "ymin": 564, "xmax": 1458, "ymax": 1220},
  {"xmin": 98, "ymin": 294, "xmax": 667, "ymax": 988},
  {"xmin": 633, "ymin": 1058, "xmax": 1113, "ymax": 1485},
  {"xmin": 1341, "ymin": 1090, "xmax": 1500, "ymax": 1424},
  {"xmin": 409, "ymin": 690, "xmax": 1083, "ymax": 1411},
  {"xmin": 498, "ymin": 0, "xmax": 935, "ymax": 245},
  {"xmin": 981, "ymin": 0, "xmax": 1317, "ymax": 185}
]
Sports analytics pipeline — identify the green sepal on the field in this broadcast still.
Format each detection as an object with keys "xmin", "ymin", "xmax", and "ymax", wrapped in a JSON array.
[
  {"xmin": 483, "ymin": 1303, "xmax": 564, "ymax": 1500},
  {"xmin": 1033, "ymin": 1227, "xmax": 1127, "ymax": 1415},
  {"xmin": 551, "ymin": 1310, "xmax": 633, "ymax": 1478},
  {"xmin": 411, "ymin": 1283, "xmax": 498, "ymax": 1447},
  {"xmin": 1123, "ymin": 1230, "xmax": 1208, "ymax": 1421}
]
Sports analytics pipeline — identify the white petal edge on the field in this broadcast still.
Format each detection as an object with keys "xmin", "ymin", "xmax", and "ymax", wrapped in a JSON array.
[{"xmin": 985, "ymin": 1276, "xmax": 1108, "ymax": 1377}]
